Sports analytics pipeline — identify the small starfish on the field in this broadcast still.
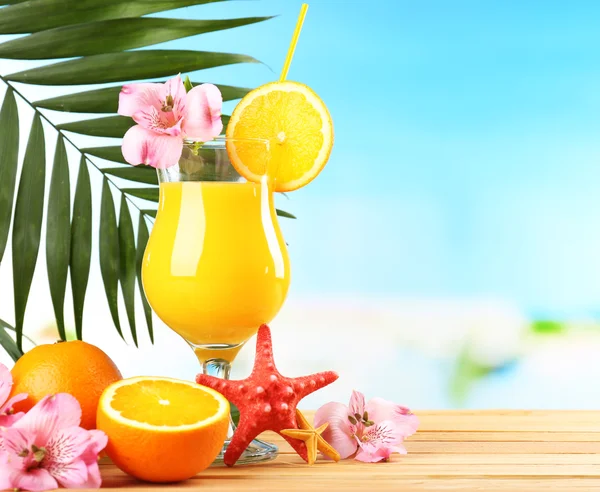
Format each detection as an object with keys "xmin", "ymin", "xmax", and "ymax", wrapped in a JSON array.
[
  {"xmin": 196, "ymin": 324, "xmax": 338, "ymax": 466},
  {"xmin": 281, "ymin": 409, "xmax": 341, "ymax": 465}
]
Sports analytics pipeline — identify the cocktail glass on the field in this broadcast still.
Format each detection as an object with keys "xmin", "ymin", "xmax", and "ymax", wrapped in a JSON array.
[{"xmin": 141, "ymin": 138, "xmax": 290, "ymax": 464}]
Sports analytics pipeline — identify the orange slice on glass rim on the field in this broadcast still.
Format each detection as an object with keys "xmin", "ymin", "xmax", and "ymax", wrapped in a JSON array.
[
  {"xmin": 97, "ymin": 376, "xmax": 229, "ymax": 483},
  {"xmin": 226, "ymin": 81, "xmax": 334, "ymax": 192}
]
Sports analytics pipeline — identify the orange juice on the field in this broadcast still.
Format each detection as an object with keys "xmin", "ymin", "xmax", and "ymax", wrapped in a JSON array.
[{"xmin": 142, "ymin": 181, "xmax": 290, "ymax": 361}]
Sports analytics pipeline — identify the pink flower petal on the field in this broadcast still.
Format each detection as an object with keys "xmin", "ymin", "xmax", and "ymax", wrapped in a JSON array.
[
  {"xmin": 366, "ymin": 397, "xmax": 419, "ymax": 438},
  {"xmin": 2, "ymin": 426, "xmax": 33, "ymax": 457},
  {"xmin": 14, "ymin": 394, "xmax": 82, "ymax": 443},
  {"xmin": 122, "ymin": 125, "xmax": 184, "ymax": 169},
  {"xmin": 83, "ymin": 430, "xmax": 108, "ymax": 458},
  {"xmin": 160, "ymin": 74, "xmax": 187, "ymax": 120},
  {"xmin": 45, "ymin": 426, "xmax": 89, "ymax": 469},
  {"xmin": 77, "ymin": 431, "xmax": 107, "ymax": 489},
  {"xmin": 354, "ymin": 420, "xmax": 408, "ymax": 463},
  {"xmin": 51, "ymin": 459, "xmax": 89, "ymax": 489},
  {"xmin": 355, "ymin": 443, "xmax": 405, "ymax": 463},
  {"xmin": 0, "ymin": 363, "xmax": 13, "ymax": 409},
  {"xmin": 354, "ymin": 446, "xmax": 386, "ymax": 463},
  {"xmin": 9, "ymin": 467, "xmax": 58, "ymax": 492},
  {"xmin": 349, "ymin": 390, "xmax": 366, "ymax": 419},
  {"xmin": 0, "ymin": 451, "xmax": 12, "ymax": 489},
  {"xmin": 79, "ymin": 461, "xmax": 102, "ymax": 489},
  {"xmin": 183, "ymin": 83, "xmax": 223, "ymax": 141},
  {"xmin": 314, "ymin": 402, "xmax": 358, "ymax": 459},
  {"xmin": 2, "ymin": 393, "xmax": 28, "ymax": 413},
  {"xmin": 118, "ymin": 83, "xmax": 162, "ymax": 117},
  {"xmin": 360, "ymin": 420, "xmax": 403, "ymax": 447},
  {"xmin": 0, "ymin": 412, "xmax": 25, "ymax": 427},
  {"xmin": 132, "ymin": 106, "xmax": 183, "ymax": 136}
]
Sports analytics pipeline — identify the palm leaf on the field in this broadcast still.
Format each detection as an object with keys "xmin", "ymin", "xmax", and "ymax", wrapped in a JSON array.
[
  {"xmin": 82, "ymin": 146, "xmax": 127, "ymax": 164},
  {"xmin": 11, "ymin": 114, "xmax": 45, "ymax": 351},
  {"xmin": 0, "ymin": 318, "xmax": 23, "ymax": 362},
  {"xmin": 0, "ymin": 17, "xmax": 272, "ymax": 59},
  {"xmin": 136, "ymin": 215, "xmax": 153, "ymax": 343},
  {"xmin": 58, "ymin": 116, "xmax": 134, "ymax": 138},
  {"xmin": 0, "ymin": 1, "xmax": 293, "ymax": 349},
  {"xmin": 99, "ymin": 179, "xmax": 124, "ymax": 341},
  {"xmin": 122, "ymin": 188, "xmax": 160, "ymax": 202},
  {"xmin": 102, "ymin": 167, "xmax": 158, "ymax": 186},
  {"xmin": 0, "ymin": 0, "xmax": 228, "ymax": 34},
  {"xmin": 46, "ymin": 136, "xmax": 70, "ymax": 341},
  {"xmin": 118, "ymin": 197, "xmax": 138, "ymax": 346},
  {"xmin": 0, "ymin": 88, "xmax": 19, "ymax": 264},
  {"xmin": 70, "ymin": 158, "xmax": 92, "ymax": 340},
  {"xmin": 6, "ymin": 50, "xmax": 259, "ymax": 85},
  {"xmin": 276, "ymin": 209, "xmax": 297, "ymax": 219}
]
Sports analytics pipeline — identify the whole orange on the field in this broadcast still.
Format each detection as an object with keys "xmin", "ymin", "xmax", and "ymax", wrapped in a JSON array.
[{"xmin": 10, "ymin": 340, "xmax": 122, "ymax": 429}]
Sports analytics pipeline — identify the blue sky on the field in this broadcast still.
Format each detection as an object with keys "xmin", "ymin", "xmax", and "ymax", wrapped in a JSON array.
[
  {"xmin": 168, "ymin": 0, "xmax": 600, "ymax": 318},
  {"xmin": 5, "ymin": 0, "xmax": 600, "ymax": 319}
]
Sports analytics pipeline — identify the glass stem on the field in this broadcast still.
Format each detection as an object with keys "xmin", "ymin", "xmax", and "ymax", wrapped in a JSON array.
[
  {"xmin": 202, "ymin": 358, "xmax": 235, "ymax": 439},
  {"xmin": 202, "ymin": 358, "xmax": 231, "ymax": 379}
]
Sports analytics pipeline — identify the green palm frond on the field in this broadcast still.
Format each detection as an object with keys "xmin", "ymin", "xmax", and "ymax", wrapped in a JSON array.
[{"xmin": 0, "ymin": 0, "xmax": 281, "ymax": 356}]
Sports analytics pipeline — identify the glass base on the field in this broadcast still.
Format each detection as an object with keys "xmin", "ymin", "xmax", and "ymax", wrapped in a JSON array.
[
  {"xmin": 196, "ymin": 355, "xmax": 278, "ymax": 466},
  {"xmin": 212, "ymin": 438, "xmax": 278, "ymax": 466}
]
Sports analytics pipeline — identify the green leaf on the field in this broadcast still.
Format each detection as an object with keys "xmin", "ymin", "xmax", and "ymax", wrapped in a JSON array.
[
  {"xmin": 35, "ymin": 83, "xmax": 251, "ymax": 114},
  {"xmin": 530, "ymin": 320, "xmax": 566, "ymax": 335},
  {"xmin": 449, "ymin": 347, "xmax": 493, "ymax": 405},
  {"xmin": 122, "ymin": 188, "xmax": 159, "ymax": 202},
  {"xmin": 70, "ymin": 157, "xmax": 92, "ymax": 340},
  {"xmin": 230, "ymin": 402, "xmax": 240, "ymax": 427},
  {"xmin": 6, "ymin": 50, "xmax": 259, "ymax": 86},
  {"xmin": 11, "ymin": 113, "xmax": 45, "ymax": 351},
  {"xmin": 99, "ymin": 178, "xmax": 124, "ymax": 340},
  {"xmin": 82, "ymin": 146, "xmax": 127, "ymax": 164},
  {"xmin": 184, "ymin": 76, "xmax": 194, "ymax": 92},
  {"xmin": 0, "ymin": 88, "xmax": 19, "ymax": 264},
  {"xmin": 276, "ymin": 209, "xmax": 296, "ymax": 219},
  {"xmin": 136, "ymin": 214, "xmax": 153, "ymax": 343},
  {"xmin": 141, "ymin": 209, "xmax": 157, "ymax": 219},
  {"xmin": 103, "ymin": 166, "xmax": 158, "ymax": 186},
  {"xmin": 46, "ymin": 135, "xmax": 70, "ymax": 341},
  {"xmin": 0, "ymin": 0, "xmax": 227, "ymax": 34},
  {"xmin": 0, "ymin": 318, "xmax": 23, "ymax": 362},
  {"xmin": 58, "ymin": 116, "xmax": 134, "ymax": 139},
  {"xmin": 0, "ymin": 17, "xmax": 273, "ymax": 59},
  {"xmin": 118, "ymin": 197, "xmax": 137, "ymax": 346}
]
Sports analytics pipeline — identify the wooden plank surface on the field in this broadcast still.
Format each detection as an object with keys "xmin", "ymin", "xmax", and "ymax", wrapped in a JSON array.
[{"xmin": 97, "ymin": 410, "xmax": 600, "ymax": 491}]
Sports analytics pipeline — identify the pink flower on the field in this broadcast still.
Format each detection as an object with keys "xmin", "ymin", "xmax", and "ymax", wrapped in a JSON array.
[
  {"xmin": 0, "ymin": 362, "xmax": 27, "ymax": 427},
  {"xmin": 118, "ymin": 75, "xmax": 223, "ymax": 169},
  {"xmin": 0, "ymin": 394, "xmax": 108, "ymax": 490},
  {"xmin": 314, "ymin": 390, "xmax": 419, "ymax": 463}
]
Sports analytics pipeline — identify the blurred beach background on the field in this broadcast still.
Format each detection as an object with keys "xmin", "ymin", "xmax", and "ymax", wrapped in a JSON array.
[{"xmin": 3, "ymin": 0, "xmax": 600, "ymax": 409}]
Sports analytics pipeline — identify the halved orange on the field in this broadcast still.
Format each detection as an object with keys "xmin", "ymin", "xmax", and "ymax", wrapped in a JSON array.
[
  {"xmin": 226, "ymin": 81, "xmax": 334, "ymax": 192},
  {"xmin": 97, "ymin": 377, "xmax": 229, "ymax": 483}
]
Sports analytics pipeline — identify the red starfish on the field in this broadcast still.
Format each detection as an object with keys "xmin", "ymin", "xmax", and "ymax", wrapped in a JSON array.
[{"xmin": 196, "ymin": 324, "xmax": 339, "ymax": 466}]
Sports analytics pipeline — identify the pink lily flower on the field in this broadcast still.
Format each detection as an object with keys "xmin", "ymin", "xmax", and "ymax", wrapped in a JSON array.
[
  {"xmin": 0, "ymin": 394, "xmax": 108, "ymax": 490},
  {"xmin": 314, "ymin": 390, "xmax": 419, "ymax": 463},
  {"xmin": 0, "ymin": 362, "xmax": 27, "ymax": 427},
  {"xmin": 118, "ymin": 75, "xmax": 223, "ymax": 169}
]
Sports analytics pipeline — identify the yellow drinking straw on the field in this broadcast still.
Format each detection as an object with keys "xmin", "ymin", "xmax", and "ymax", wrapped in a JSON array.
[{"xmin": 279, "ymin": 3, "xmax": 309, "ymax": 81}]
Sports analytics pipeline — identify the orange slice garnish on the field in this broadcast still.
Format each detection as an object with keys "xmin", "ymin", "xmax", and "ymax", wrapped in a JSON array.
[{"xmin": 226, "ymin": 81, "xmax": 334, "ymax": 192}]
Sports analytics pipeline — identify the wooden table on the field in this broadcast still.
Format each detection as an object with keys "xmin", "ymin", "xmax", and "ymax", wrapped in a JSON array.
[{"xmin": 99, "ymin": 410, "xmax": 600, "ymax": 491}]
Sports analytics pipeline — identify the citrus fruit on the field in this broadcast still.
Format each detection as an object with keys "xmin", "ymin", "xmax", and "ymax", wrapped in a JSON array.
[
  {"xmin": 97, "ymin": 376, "xmax": 229, "ymax": 483},
  {"xmin": 226, "ymin": 81, "xmax": 334, "ymax": 192},
  {"xmin": 10, "ymin": 340, "xmax": 122, "ymax": 429}
]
